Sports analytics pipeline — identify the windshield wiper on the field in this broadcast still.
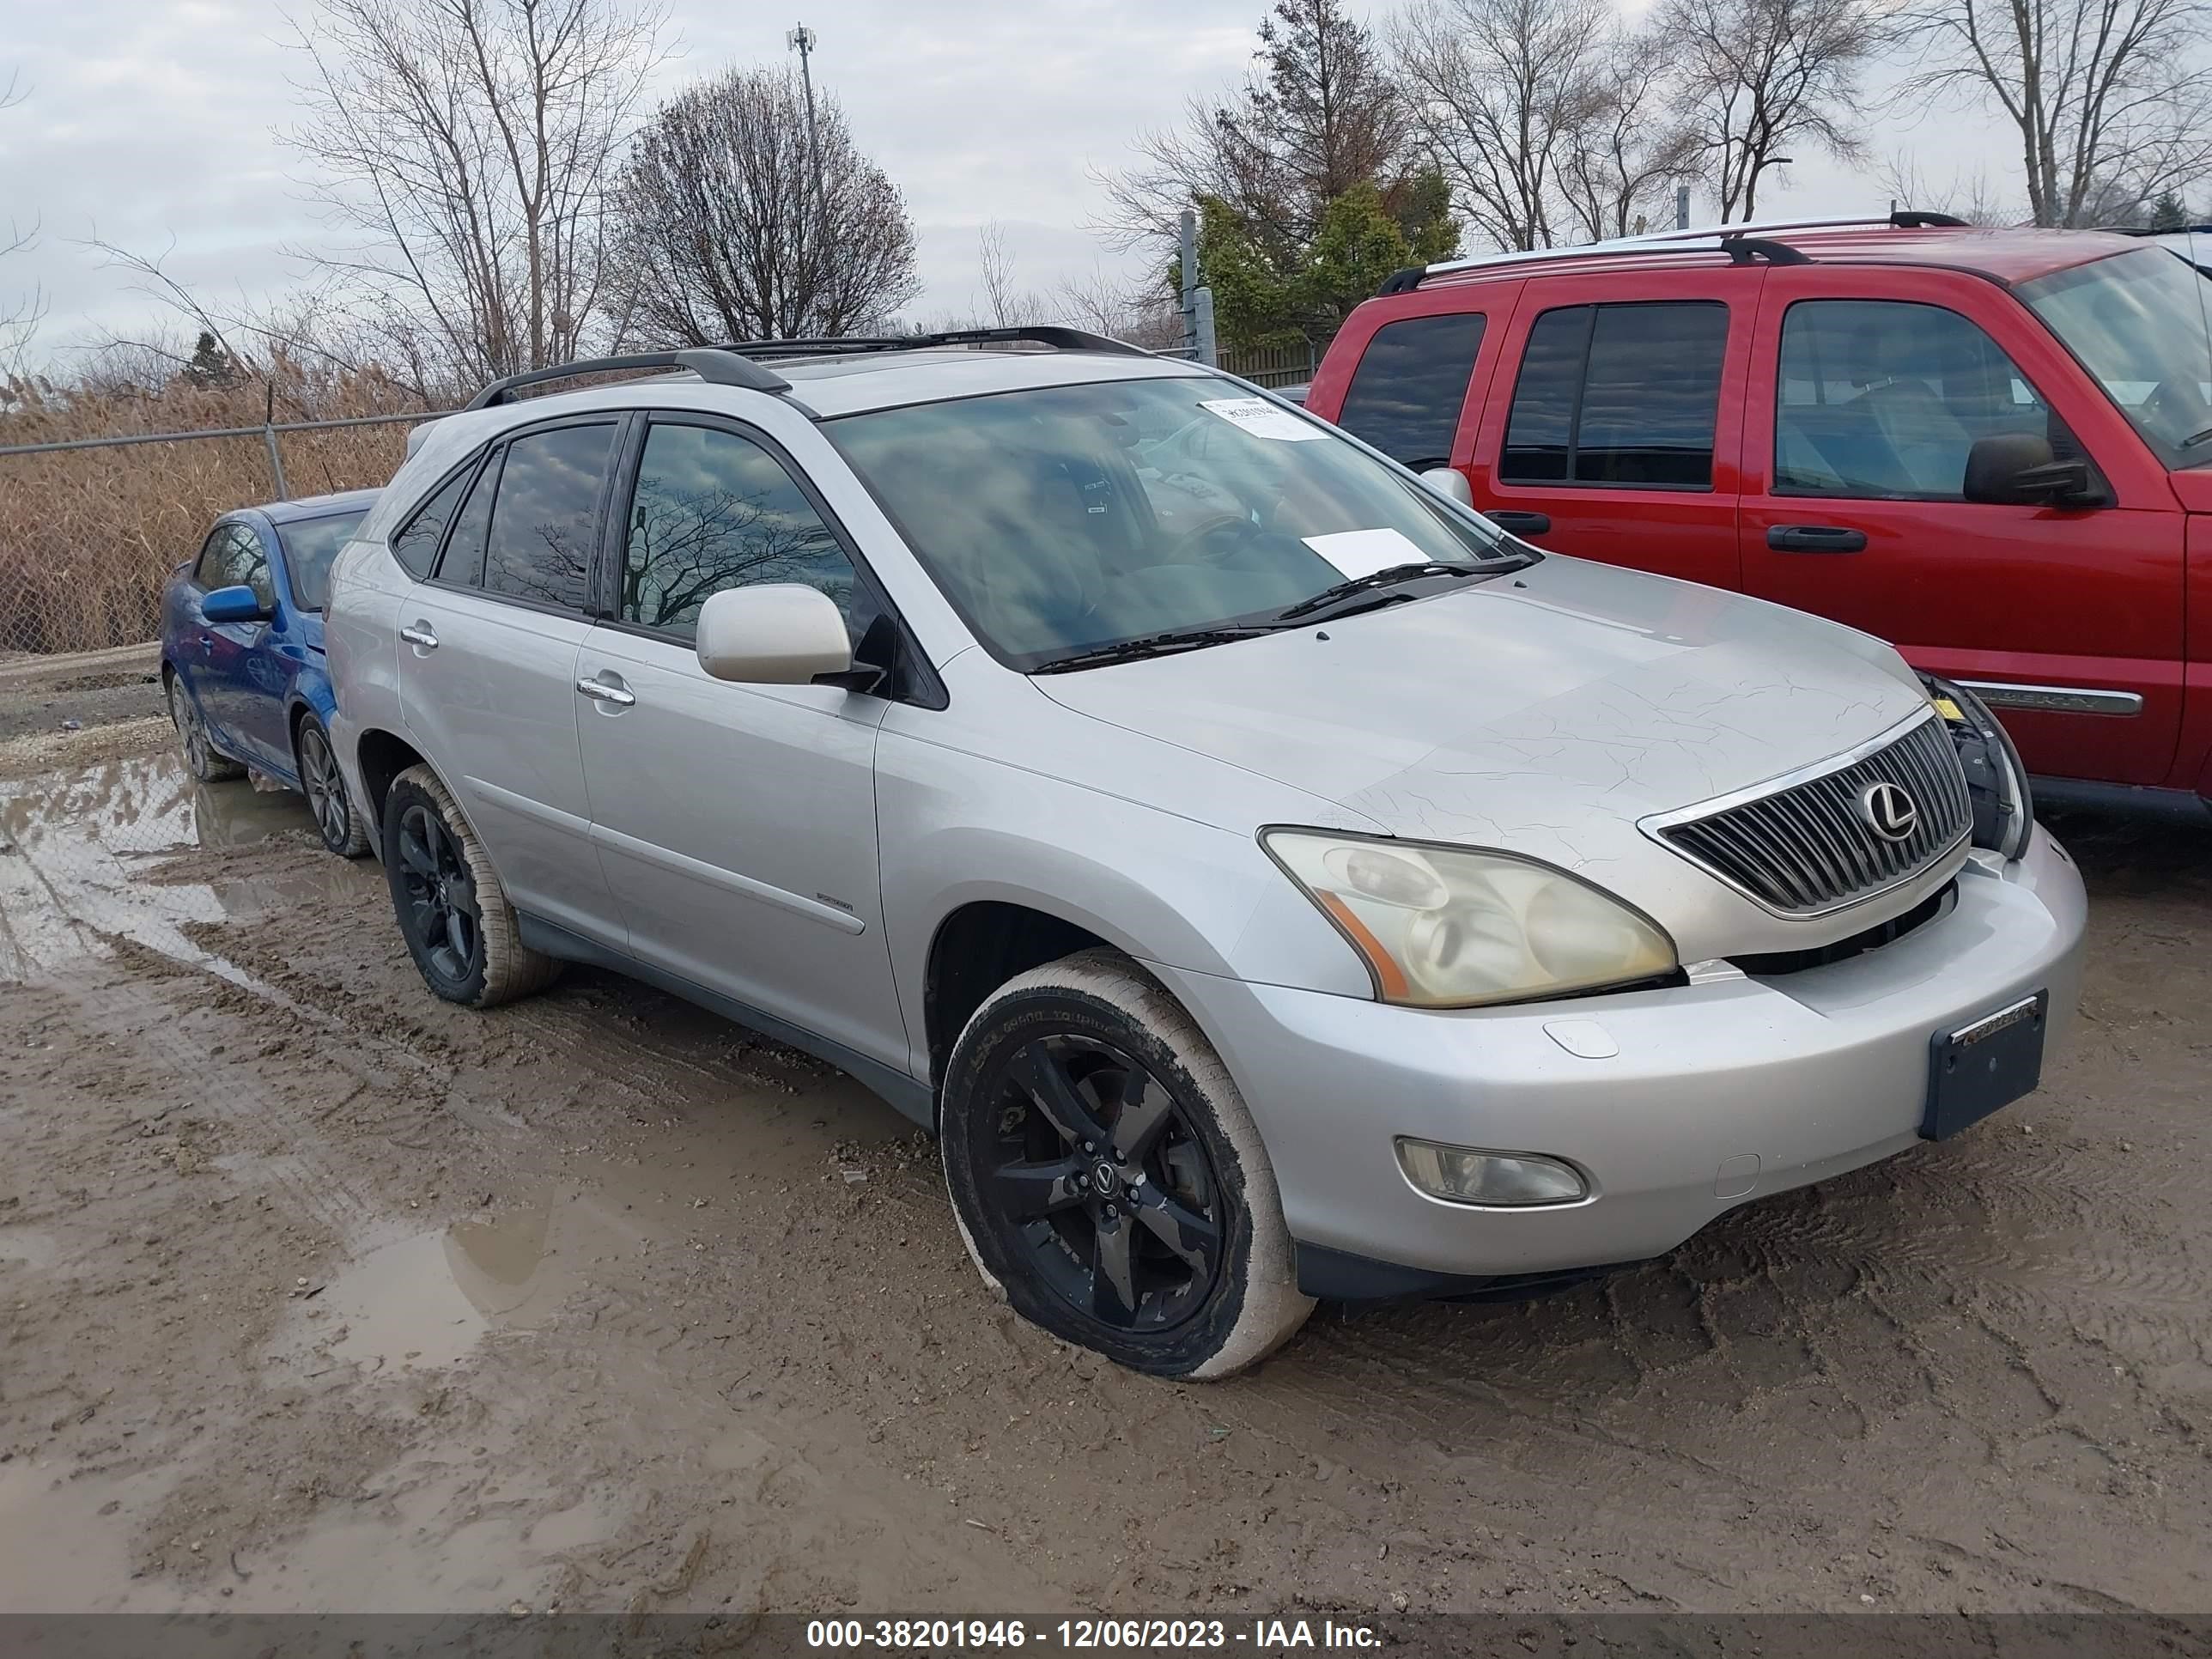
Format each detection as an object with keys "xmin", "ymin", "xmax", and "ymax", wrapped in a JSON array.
[
  {"xmin": 1273, "ymin": 562, "xmax": 1490, "ymax": 623},
  {"xmin": 2180, "ymin": 425, "xmax": 2212, "ymax": 449},
  {"xmin": 1030, "ymin": 626, "xmax": 1279, "ymax": 674}
]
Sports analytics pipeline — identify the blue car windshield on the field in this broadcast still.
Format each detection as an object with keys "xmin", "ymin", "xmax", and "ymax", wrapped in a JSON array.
[{"xmin": 278, "ymin": 512, "xmax": 368, "ymax": 611}]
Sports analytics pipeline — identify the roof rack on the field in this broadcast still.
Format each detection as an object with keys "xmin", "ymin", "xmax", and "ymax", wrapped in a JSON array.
[
  {"xmin": 465, "ymin": 348, "xmax": 790, "ymax": 411},
  {"xmin": 463, "ymin": 326, "xmax": 1155, "ymax": 413},
  {"xmin": 1376, "ymin": 209, "xmax": 1971, "ymax": 295},
  {"xmin": 722, "ymin": 325, "xmax": 1152, "ymax": 360}
]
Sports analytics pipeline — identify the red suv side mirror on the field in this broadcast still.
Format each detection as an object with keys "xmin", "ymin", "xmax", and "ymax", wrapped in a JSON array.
[{"xmin": 1963, "ymin": 433, "xmax": 2099, "ymax": 507}]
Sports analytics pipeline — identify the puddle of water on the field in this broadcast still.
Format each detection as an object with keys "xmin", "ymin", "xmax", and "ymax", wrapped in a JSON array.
[
  {"xmin": 0, "ymin": 1229, "xmax": 58, "ymax": 1269},
  {"xmin": 1, "ymin": 750, "xmax": 338, "ymax": 978},
  {"xmin": 0, "ymin": 1462, "xmax": 170, "ymax": 1613},
  {"xmin": 278, "ymin": 1199, "xmax": 629, "ymax": 1375}
]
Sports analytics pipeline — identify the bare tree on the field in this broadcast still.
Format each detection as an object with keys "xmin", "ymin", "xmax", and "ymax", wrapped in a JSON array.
[
  {"xmin": 976, "ymin": 222, "xmax": 1047, "ymax": 327},
  {"xmin": 1879, "ymin": 149, "xmax": 2014, "ymax": 224},
  {"xmin": 1899, "ymin": 0, "xmax": 2212, "ymax": 227},
  {"xmin": 1557, "ymin": 31, "xmax": 1701, "ymax": 241},
  {"xmin": 1097, "ymin": 0, "xmax": 1411, "ymax": 258},
  {"xmin": 611, "ymin": 66, "xmax": 919, "ymax": 343},
  {"xmin": 1051, "ymin": 265, "xmax": 1185, "ymax": 349},
  {"xmin": 1660, "ymin": 0, "xmax": 1887, "ymax": 221},
  {"xmin": 1393, "ymin": 0, "xmax": 1615, "ymax": 251},
  {"xmin": 1, "ymin": 71, "xmax": 45, "ymax": 379},
  {"xmin": 282, "ymin": 0, "xmax": 668, "ymax": 385}
]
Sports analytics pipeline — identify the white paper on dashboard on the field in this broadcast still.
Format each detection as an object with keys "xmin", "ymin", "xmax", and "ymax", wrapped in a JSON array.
[
  {"xmin": 1301, "ymin": 526, "xmax": 1426, "ymax": 579},
  {"xmin": 1198, "ymin": 397, "xmax": 1328, "ymax": 441}
]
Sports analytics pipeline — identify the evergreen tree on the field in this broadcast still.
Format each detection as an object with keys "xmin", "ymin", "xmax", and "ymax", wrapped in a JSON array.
[
  {"xmin": 180, "ymin": 331, "xmax": 240, "ymax": 390},
  {"xmin": 2151, "ymin": 190, "xmax": 2192, "ymax": 230}
]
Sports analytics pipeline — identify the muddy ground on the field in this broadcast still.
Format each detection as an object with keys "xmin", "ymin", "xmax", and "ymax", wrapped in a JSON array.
[{"xmin": 1, "ymin": 666, "xmax": 2208, "ymax": 1620}]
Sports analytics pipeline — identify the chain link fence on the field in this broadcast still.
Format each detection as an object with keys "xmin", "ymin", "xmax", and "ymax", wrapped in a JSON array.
[
  {"xmin": 0, "ymin": 333, "xmax": 1326, "ymax": 665},
  {"xmin": 0, "ymin": 402, "xmax": 447, "ymax": 659}
]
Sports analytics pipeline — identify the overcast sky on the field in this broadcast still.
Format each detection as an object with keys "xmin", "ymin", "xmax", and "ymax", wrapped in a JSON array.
[{"xmin": 0, "ymin": 0, "xmax": 2002, "ymax": 365}]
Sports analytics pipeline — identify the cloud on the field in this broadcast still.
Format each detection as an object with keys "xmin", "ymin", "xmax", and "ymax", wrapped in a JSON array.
[{"xmin": 0, "ymin": 0, "xmax": 2016, "ymax": 365}]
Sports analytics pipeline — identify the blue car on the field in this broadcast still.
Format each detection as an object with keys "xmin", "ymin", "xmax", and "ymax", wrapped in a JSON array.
[{"xmin": 160, "ymin": 489, "xmax": 379, "ymax": 856}]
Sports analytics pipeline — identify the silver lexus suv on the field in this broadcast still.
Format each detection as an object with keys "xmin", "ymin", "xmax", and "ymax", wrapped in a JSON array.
[{"xmin": 325, "ymin": 329, "xmax": 2087, "ymax": 1380}]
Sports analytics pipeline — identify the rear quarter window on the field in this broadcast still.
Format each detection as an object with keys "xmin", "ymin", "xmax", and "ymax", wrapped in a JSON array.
[
  {"xmin": 390, "ymin": 467, "xmax": 473, "ymax": 580},
  {"xmin": 1334, "ymin": 313, "xmax": 1487, "ymax": 469}
]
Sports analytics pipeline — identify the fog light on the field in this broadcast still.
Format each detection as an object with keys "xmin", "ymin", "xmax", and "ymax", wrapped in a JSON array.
[{"xmin": 1395, "ymin": 1139, "xmax": 1587, "ymax": 1206}]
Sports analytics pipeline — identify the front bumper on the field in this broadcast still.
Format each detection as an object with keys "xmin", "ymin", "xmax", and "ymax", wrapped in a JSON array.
[{"xmin": 1158, "ymin": 827, "xmax": 2087, "ymax": 1289}]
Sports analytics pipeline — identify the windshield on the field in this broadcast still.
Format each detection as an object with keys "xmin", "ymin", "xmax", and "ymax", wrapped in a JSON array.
[
  {"xmin": 826, "ymin": 374, "xmax": 1526, "ymax": 670},
  {"xmin": 2020, "ymin": 247, "xmax": 2212, "ymax": 467},
  {"xmin": 277, "ymin": 510, "xmax": 370, "ymax": 611}
]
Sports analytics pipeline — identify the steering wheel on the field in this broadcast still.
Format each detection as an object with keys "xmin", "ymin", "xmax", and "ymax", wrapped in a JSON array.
[
  {"xmin": 1158, "ymin": 513, "xmax": 1264, "ymax": 569},
  {"xmin": 2142, "ymin": 375, "xmax": 2212, "ymax": 439}
]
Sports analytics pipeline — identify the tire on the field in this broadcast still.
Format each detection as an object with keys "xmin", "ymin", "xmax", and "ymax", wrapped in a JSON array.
[
  {"xmin": 295, "ymin": 714, "xmax": 371, "ymax": 858},
  {"xmin": 940, "ymin": 947, "xmax": 1313, "ymax": 1380},
  {"xmin": 382, "ymin": 763, "xmax": 560, "ymax": 1007},
  {"xmin": 167, "ymin": 672, "xmax": 244, "ymax": 782}
]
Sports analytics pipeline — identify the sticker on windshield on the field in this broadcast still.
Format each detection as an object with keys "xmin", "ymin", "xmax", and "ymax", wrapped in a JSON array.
[
  {"xmin": 1303, "ymin": 527, "xmax": 1426, "ymax": 579},
  {"xmin": 1199, "ymin": 397, "xmax": 1328, "ymax": 441}
]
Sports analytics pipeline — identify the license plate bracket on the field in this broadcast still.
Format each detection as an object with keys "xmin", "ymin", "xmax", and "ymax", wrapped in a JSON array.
[{"xmin": 1922, "ymin": 991, "xmax": 2048, "ymax": 1140}]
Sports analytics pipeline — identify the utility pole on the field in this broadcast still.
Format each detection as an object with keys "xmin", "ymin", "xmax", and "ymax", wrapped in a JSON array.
[
  {"xmin": 787, "ymin": 23, "xmax": 824, "ymax": 336},
  {"xmin": 1179, "ymin": 209, "xmax": 1199, "ymax": 359}
]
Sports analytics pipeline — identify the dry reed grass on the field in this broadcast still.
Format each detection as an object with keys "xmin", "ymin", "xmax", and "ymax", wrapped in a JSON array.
[{"xmin": 0, "ymin": 368, "xmax": 438, "ymax": 654}]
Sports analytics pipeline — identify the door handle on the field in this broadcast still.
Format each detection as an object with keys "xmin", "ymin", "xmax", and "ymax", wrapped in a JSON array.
[
  {"xmin": 1766, "ymin": 524, "xmax": 1868, "ymax": 553},
  {"xmin": 575, "ymin": 675, "xmax": 636, "ymax": 708},
  {"xmin": 198, "ymin": 634, "xmax": 214, "ymax": 651},
  {"xmin": 1486, "ymin": 509, "xmax": 1551, "ymax": 537},
  {"xmin": 400, "ymin": 623, "xmax": 439, "ymax": 649}
]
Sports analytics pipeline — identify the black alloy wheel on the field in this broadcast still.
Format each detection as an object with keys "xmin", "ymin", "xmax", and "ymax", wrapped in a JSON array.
[
  {"xmin": 975, "ymin": 1030, "xmax": 1226, "ymax": 1334},
  {"xmin": 393, "ymin": 799, "xmax": 483, "ymax": 992}
]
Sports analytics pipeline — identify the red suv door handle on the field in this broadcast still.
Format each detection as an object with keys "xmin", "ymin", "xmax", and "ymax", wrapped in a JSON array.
[
  {"xmin": 1486, "ymin": 510, "xmax": 1552, "ymax": 537},
  {"xmin": 1767, "ymin": 525, "xmax": 1867, "ymax": 553}
]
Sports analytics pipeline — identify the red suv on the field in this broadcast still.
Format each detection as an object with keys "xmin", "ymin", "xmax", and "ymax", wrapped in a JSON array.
[{"xmin": 1307, "ymin": 215, "xmax": 2212, "ymax": 819}]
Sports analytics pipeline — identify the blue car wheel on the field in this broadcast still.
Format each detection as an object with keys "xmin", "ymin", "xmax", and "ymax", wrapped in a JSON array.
[
  {"xmin": 167, "ymin": 673, "xmax": 243, "ymax": 783},
  {"xmin": 296, "ymin": 715, "xmax": 371, "ymax": 858}
]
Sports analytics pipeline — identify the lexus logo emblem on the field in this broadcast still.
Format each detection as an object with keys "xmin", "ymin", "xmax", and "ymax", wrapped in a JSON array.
[{"xmin": 1859, "ymin": 781, "xmax": 1919, "ymax": 842}]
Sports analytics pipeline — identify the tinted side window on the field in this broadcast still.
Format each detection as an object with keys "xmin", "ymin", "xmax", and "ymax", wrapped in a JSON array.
[
  {"xmin": 391, "ymin": 466, "xmax": 471, "ymax": 580},
  {"xmin": 622, "ymin": 422, "xmax": 874, "ymax": 641},
  {"xmin": 1776, "ymin": 300, "xmax": 2053, "ymax": 500},
  {"xmin": 1335, "ymin": 313, "xmax": 1487, "ymax": 468},
  {"xmin": 481, "ymin": 423, "xmax": 617, "ymax": 611},
  {"xmin": 1503, "ymin": 302, "xmax": 1729, "ymax": 489},
  {"xmin": 1500, "ymin": 308, "xmax": 1586, "ymax": 483},
  {"xmin": 436, "ymin": 450, "xmax": 503, "ymax": 588}
]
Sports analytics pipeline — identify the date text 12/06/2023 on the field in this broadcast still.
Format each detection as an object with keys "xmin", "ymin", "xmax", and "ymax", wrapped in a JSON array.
[{"xmin": 804, "ymin": 1618, "xmax": 1382, "ymax": 1650}]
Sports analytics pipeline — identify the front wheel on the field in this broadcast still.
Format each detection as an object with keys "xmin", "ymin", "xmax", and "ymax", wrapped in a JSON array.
[
  {"xmin": 167, "ymin": 672, "xmax": 243, "ymax": 782},
  {"xmin": 940, "ymin": 948, "xmax": 1313, "ymax": 1380},
  {"xmin": 382, "ymin": 763, "xmax": 560, "ymax": 1007},
  {"xmin": 295, "ymin": 714, "xmax": 370, "ymax": 858}
]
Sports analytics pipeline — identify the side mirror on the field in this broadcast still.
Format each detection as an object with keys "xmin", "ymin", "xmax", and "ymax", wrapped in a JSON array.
[
  {"xmin": 1419, "ymin": 465, "xmax": 1474, "ymax": 507},
  {"xmin": 201, "ymin": 584, "xmax": 270, "ymax": 623},
  {"xmin": 1963, "ymin": 433, "xmax": 2097, "ymax": 507},
  {"xmin": 694, "ymin": 585, "xmax": 854, "ymax": 686}
]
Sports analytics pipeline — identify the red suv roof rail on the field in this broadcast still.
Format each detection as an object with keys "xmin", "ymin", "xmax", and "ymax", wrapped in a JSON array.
[{"xmin": 1376, "ymin": 210, "xmax": 1972, "ymax": 296}]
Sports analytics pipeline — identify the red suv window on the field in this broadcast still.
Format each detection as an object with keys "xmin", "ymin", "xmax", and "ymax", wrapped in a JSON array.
[
  {"xmin": 1335, "ymin": 312, "xmax": 1487, "ymax": 469},
  {"xmin": 1501, "ymin": 301, "xmax": 1729, "ymax": 489}
]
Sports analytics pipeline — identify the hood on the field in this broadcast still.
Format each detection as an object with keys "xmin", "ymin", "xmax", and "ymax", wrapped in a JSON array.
[{"xmin": 1036, "ymin": 556, "xmax": 1929, "ymax": 871}]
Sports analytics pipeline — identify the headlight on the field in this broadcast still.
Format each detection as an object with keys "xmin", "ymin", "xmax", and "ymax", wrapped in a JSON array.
[
  {"xmin": 1921, "ymin": 675, "xmax": 2034, "ymax": 861},
  {"xmin": 1261, "ymin": 830, "xmax": 1678, "ymax": 1007}
]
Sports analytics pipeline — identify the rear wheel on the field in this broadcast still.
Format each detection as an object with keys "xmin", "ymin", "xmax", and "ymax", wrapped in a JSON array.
[
  {"xmin": 295, "ymin": 715, "xmax": 370, "ymax": 858},
  {"xmin": 167, "ymin": 672, "xmax": 243, "ymax": 782},
  {"xmin": 940, "ymin": 948, "xmax": 1312, "ymax": 1379},
  {"xmin": 382, "ymin": 763, "xmax": 560, "ymax": 1007}
]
